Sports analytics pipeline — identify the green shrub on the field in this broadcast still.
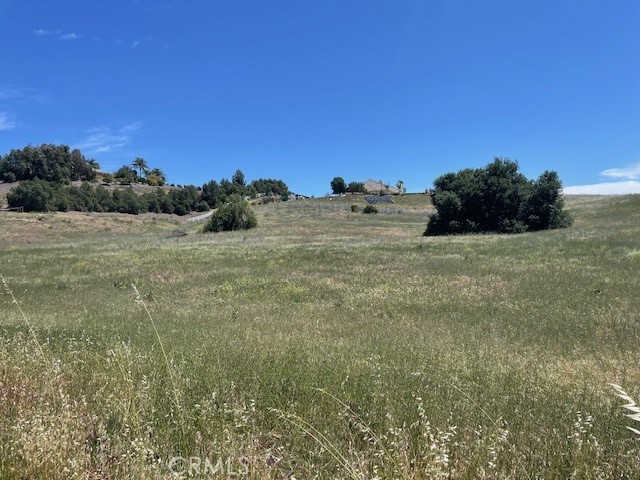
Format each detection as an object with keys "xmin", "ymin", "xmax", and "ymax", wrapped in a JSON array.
[
  {"xmin": 112, "ymin": 188, "xmax": 148, "ymax": 214},
  {"xmin": 203, "ymin": 199, "xmax": 257, "ymax": 233},
  {"xmin": 196, "ymin": 201, "xmax": 210, "ymax": 212},
  {"xmin": 363, "ymin": 205, "xmax": 378, "ymax": 214},
  {"xmin": 350, "ymin": 204, "xmax": 360, "ymax": 213},
  {"xmin": 114, "ymin": 166, "xmax": 137, "ymax": 185},
  {"xmin": 7, "ymin": 179, "xmax": 60, "ymax": 212}
]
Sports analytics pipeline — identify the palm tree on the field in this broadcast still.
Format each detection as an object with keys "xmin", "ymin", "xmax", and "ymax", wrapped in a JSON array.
[
  {"xmin": 131, "ymin": 157, "xmax": 149, "ymax": 180},
  {"xmin": 87, "ymin": 159, "xmax": 100, "ymax": 171}
]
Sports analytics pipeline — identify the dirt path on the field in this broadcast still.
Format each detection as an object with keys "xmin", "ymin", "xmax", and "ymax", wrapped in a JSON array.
[{"xmin": 186, "ymin": 210, "xmax": 215, "ymax": 223}]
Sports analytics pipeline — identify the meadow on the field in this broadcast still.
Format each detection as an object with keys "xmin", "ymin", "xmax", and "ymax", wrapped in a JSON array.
[{"xmin": 1, "ymin": 194, "xmax": 639, "ymax": 478}]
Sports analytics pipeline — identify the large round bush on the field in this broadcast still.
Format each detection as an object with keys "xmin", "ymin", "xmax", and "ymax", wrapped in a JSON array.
[{"xmin": 203, "ymin": 199, "xmax": 257, "ymax": 233}]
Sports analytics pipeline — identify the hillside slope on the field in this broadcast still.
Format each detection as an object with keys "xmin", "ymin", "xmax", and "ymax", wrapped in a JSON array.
[{"xmin": 0, "ymin": 194, "xmax": 639, "ymax": 478}]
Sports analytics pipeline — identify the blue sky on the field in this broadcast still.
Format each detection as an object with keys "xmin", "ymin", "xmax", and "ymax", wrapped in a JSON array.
[{"xmin": 1, "ymin": 0, "xmax": 639, "ymax": 195}]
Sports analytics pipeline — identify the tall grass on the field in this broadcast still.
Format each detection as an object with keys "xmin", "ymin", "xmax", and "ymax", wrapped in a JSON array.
[
  {"xmin": 610, "ymin": 384, "xmax": 640, "ymax": 435},
  {"xmin": 131, "ymin": 283, "xmax": 186, "ymax": 444},
  {"xmin": 1, "ymin": 195, "xmax": 640, "ymax": 477},
  {"xmin": 1, "ymin": 274, "xmax": 45, "ymax": 359}
]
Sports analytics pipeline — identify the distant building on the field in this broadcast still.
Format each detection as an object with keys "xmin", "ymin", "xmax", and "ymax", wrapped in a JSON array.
[
  {"xmin": 290, "ymin": 193, "xmax": 309, "ymax": 200},
  {"xmin": 363, "ymin": 179, "xmax": 400, "ymax": 195}
]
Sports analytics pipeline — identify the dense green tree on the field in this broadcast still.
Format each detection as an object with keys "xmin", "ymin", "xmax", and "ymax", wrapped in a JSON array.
[
  {"xmin": 330, "ymin": 176, "xmax": 347, "ymax": 194},
  {"xmin": 114, "ymin": 165, "xmax": 138, "ymax": 184},
  {"xmin": 113, "ymin": 188, "xmax": 148, "ymax": 214},
  {"xmin": 232, "ymin": 169, "xmax": 246, "ymax": 186},
  {"xmin": 93, "ymin": 186, "xmax": 115, "ymax": 212},
  {"xmin": 525, "ymin": 171, "xmax": 573, "ymax": 230},
  {"xmin": 0, "ymin": 150, "xmax": 28, "ymax": 181},
  {"xmin": 66, "ymin": 184, "xmax": 95, "ymax": 211},
  {"xmin": 201, "ymin": 180, "xmax": 228, "ymax": 209},
  {"xmin": 143, "ymin": 188, "xmax": 176, "ymax": 214},
  {"xmin": 196, "ymin": 201, "xmax": 210, "ymax": 212},
  {"xmin": 425, "ymin": 158, "xmax": 572, "ymax": 235},
  {"xmin": 70, "ymin": 149, "xmax": 97, "ymax": 182},
  {"xmin": 201, "ymin": 171, "xmax": 289, "ymax": 207},
  {"xmin": 0, "ymin": 144, "xmax": 98, "ymax": 183},
  {"xmin": 220, "ymin": 178, "xmax": 239, "ymax": 197},
  {"xmin": 250, "ymin": 178, "xmax": 289, "ymax": 196},
  {"xmin": 346, "ymin": 181, "xmax": 367, "ymax": 194},
  {"xmin": 169, "ymin": 185, "xmax": 200, "ymax": 215}
]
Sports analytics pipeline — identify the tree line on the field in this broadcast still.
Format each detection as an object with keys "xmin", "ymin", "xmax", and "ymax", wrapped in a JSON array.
[
  {"xmin": 329, "ymin": 177, "xmax": 405, "ymax": 195},
  {"xmin": 7, "ymin": 180, "xmax": 206, "ymax": 215},
  {"xmin": 7, "ymin": 173, "xmax": 290, "ymax": 215},
  {"xmin": 330, "ymin": 177, "xmax": 367, "ymax": 194},
  {"xmin": 0, "ymin": 144, "xmax": 99, "ymax": 183},
  {"xmin": 2, "ymin": 144, "xmax": 290, "ymax": 214}
]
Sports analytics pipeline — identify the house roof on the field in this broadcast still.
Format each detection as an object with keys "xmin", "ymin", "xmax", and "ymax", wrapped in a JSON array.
[{"xmin": 363, "ymin": 179, "xmax": 400, "ymax": 194}]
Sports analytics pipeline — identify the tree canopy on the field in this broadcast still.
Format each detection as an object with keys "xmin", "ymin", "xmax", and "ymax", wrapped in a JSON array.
[
  {"xmin": 347, "ymin": 181, "xmax": 367, "ymax": 194},
  {"xmin": 425, "ymin": 158, "xmax": 573, "ymax": 235},
  {"xmin": 201, "ymin": 172, "xmax": 289, "ymax": 210},
  {"xmin": 0, "ymin": 144, "xmax": 97, "ymax": 183},
  {"xmin": 0, "ymin": 145, "xmax": 284, "ymax": 216},
  {"xmin": 330, "ymin": 177, "xmax": 347, "ymax": 194}
]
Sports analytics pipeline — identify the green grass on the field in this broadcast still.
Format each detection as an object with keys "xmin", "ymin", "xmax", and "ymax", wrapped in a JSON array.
[{"xmin": 1, "ymin": 194, "xmax": 640, "ymax": 478}]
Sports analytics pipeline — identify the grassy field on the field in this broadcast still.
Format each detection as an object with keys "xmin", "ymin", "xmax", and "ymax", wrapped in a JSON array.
[{"xmin": 1, "ymin": 194, "xmax": 639, "ymax": 478}]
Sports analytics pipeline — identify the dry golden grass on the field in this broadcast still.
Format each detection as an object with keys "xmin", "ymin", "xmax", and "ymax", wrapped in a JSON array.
[{"xmin": 1, "ymin": 194, "xmax": 640, "ymax": 478}]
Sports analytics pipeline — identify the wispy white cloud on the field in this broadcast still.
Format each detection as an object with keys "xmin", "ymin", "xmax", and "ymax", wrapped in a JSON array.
[
  {"xmin": 33, "ymin": 28, "xmax": 83, "ymax": 41},
  {"xmin": 564, "ymin": 181, "xmax": 640, "ymax": 195},
  {"xmin": 136, "ymin": 1, "xmax": 175, "ymax": 12},
  {"xmin": 75, "ymin": 122, "xmax": 143, "ymax": 154},
  {"xmin": 145, "ymin": 3, "xmax": 175, "ymax": 12},
  {"xmin": 120, "ymin": 121, "xmax": 143, "ymax": 134},
  {"xmin": 0, "ymin": 86, "xmax": 47, "ymax": 130},
  {"xmin": 60, "ymin": 32, "xmax": 81, "ymax": 41},
  {"xmin": 113, "ymin": 36, "xmax": 167, "ymax": 50},
  {"xmin": 0, "ymin": 87, "xmax": 21, "ymax": 100},
  {"xmin": 33, "ymin": 28, "xmax": 59, "ymax": 36},
  {"xmin": 565, "ymin": 162, "xmax": 640, "ymax": 195},
  {"xmin": 0, "ymin": 85, "xmax": 49, "ymax": 105},
  {"xmin": 0, "ymin": 112, "xmax": 16, "ymax": 131},
  {"xmin": 128, "ymin": 36, "xmax": 161, "ymax": 49},
  {"xmin": 76, "ymin": 128, "xmax": 128, "ymax": 153},
  {"xmin": 601, "ymin": 163, "xmax": 640, "ymax": 181}
]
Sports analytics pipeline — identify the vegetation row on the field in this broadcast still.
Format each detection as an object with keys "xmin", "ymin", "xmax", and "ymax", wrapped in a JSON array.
[
  {"xmin": 1, "ymin": 144, "xmax": 289, "ymax": 218},
  {"xmin": 2, "ymin": 145, "xmax": 574, "ymax": 236}
]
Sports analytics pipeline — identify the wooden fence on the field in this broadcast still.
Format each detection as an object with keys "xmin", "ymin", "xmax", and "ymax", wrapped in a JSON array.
[{"xmin": 0, "ymin": 206, "xmax": 24, "ymax": 213}]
